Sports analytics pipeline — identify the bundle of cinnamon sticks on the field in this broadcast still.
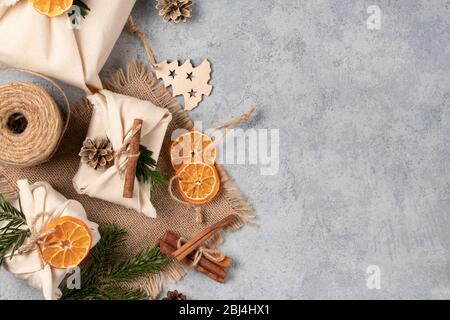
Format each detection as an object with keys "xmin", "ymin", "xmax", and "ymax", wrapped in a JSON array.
[
  {"xmin": 160, "ymin": 231, "xmax": 232, "ymax": 282},
  {"xmin": 159, "ymin": 214, "xmax": 236, "ymax": 283}
]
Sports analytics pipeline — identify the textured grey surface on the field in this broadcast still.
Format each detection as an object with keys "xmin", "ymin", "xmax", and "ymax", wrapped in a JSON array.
[{"xmin": 1, "ymin": 0, "xmax": 450, "ymax": 300}]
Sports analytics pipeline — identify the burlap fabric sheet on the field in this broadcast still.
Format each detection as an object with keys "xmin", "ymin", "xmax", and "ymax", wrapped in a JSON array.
[{"xmin": 0, "ymin": 62, "xmax": 255, "ymax": 298}]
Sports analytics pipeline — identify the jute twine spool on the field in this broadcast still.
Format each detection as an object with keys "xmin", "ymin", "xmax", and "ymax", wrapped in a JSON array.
[{"xmin": 0, "ymin": 68, "xmax": 70, "ymax": 167}]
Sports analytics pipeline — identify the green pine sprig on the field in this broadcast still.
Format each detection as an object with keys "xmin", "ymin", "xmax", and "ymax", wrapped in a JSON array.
[
  {"xmin": 61, "ymin": 223, "xmax": 168, "ymax": 300},
  {"xmin": 136, "ymin": 145, "xmax": 168, "ymax": 195},
  {"xmin": 108, "ymin": 246, "xmax": 167, "ymax": 282},
  {"xmin": 0, "ymin": 196, "xmax": 30, "ymax": 265}
]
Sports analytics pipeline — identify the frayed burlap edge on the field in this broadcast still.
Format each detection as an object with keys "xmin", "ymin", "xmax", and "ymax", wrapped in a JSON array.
[{"xmin": 0, "ymin": 173, "xmax": 17, "ymax": 200}]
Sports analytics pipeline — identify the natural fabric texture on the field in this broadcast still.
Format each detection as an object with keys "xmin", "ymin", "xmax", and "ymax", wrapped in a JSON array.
[
  {"xmin": 0, "ymin": 0, "xmax": 136, "ymax": 92},
  {"xmin": 0, "ymin": 62, "xmax": 255, "ymax": 298},
  {"xmin": 2, "ymin": 179, "xmax": 100, "ymax": 300},
  {"xmin": 73, "ymin": 90, "xmax": 172, "ymax": 218}
]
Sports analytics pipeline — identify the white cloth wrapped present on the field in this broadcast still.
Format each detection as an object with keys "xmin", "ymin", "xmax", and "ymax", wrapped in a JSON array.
[
  {"xmin": 2, "ymin": 179, "xmax": 100, "ymax": 300},
  {"xmin": 0, "ymin": 0, "xmax": 136, "ymax": 93},
  {"xmin": 73, "ymin": 90, "xmax": 172, "ymax": 218}
]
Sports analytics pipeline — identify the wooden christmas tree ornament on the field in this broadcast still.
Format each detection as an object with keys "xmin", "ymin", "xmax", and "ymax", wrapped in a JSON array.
[
  {"xmin": 127, "ymin": 17, "xmax": 212, "ymax": 111},
  {"xmin": 155, "ymin": 59, "xmax": 212, "ymax": 111}
]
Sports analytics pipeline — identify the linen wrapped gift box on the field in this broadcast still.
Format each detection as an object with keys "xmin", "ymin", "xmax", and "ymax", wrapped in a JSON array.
[
  {"xmin": 2, "ymin": 180, "xmax": 100, "ymax": 300},
  {"xmin": 73, "ymin": 90, "xmax": 172, "ymax": 218},
  {"xmin": 0, "ymin": 0, "xmax": 136, "ymax": 93}
]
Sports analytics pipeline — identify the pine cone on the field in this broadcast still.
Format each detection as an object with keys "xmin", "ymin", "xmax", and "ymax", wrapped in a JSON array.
[
  {"xmin": 79, "ymin": 137, "xmax": 114, "ymax": 170},
  {"xmin": 156, "ymin": 0, "xmax": 192, "ymax": 23},
  {"xmin": 162, "ymin": 290, "xmax": 187, "ymax": 300}
]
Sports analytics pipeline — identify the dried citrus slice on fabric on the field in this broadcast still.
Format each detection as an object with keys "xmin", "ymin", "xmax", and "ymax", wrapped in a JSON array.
[
  {"xmin": 177, "ymin": 162, "xmax": 221, "ymax": 205},
  {"xmin": 170, "ymin": 130, "xmax": 217, "ymax": 171},
  {"xmin": 28, "ymin": 0, "xmax": 73, "ymax": 17},
  {"xmin": 39, "ymin": 216, "xmax": 92, "ymax": 269}
]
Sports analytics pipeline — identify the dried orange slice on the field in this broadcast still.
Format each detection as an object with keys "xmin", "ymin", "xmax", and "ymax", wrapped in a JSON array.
[
  {"xmin": 28, "ymin": 0, "xmax": 73, "ymax": 17},
  {"xmin": 177, "ymin": 162, "xmax": 220, "ymax": 205},
  {"xmin": 39, "ymin": 216, "xmax": 92, "ymax": 269},
  {"xmin": 170, "ymin": 131, "xmax": 217, "ymax": 171}
]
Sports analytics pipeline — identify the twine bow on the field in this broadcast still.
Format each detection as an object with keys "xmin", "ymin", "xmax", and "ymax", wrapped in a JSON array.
[
  {"xmin": 17, "ymin": 212, "xmax": 56, "ymax": 256},
  {"xmin": 113, "ymin": 123, "xmax": 143, "ymax": 178},
  {"xmin": 177, "ymin": 237, "xmax": 225, "ymax": 267}
]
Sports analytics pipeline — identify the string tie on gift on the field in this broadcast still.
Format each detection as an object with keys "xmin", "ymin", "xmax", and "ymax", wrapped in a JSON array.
[
  {"xmin": 113, "ymin": 123, "xmax": 143, "ymax": 178},
  {"xmin": 17, "ymin": 212, "xmax": 56, "ymax": 255}
]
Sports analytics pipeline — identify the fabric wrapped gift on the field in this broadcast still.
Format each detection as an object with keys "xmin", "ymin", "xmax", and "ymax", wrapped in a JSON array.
[
  {"xmin": 73, "ymin": 90, "xmax": 172, "ymax": 218},
  {"xmin": 0, "ymin": 0, "xmax": 136, "ymax": 93},
  {"xmin": 2, "ymin": 179, "xmax": 100, "ymax": 300}
]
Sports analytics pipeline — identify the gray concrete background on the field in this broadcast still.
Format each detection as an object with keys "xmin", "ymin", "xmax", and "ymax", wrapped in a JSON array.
[{"xmin": 1, "ymin": 0, "xmax": 450, "ymax": 299}]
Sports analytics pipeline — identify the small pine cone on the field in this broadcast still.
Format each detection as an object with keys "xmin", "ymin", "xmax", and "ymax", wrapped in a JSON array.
[
  {"xmin": 156, "ymin": 0, "xmax": 192, "ymax": 23},
  {"xmin": 162, "ymin": 290, "xmax": 187, "ymax": 300},
  {"xmin": 79, "ymin": 137, "xmax": 114, "ymax": 170}
]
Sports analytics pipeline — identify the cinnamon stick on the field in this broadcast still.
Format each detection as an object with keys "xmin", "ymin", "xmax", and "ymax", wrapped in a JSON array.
[
  {"xmin": 172, "ymin": 214, "xmax": 237, "ymax": 261},
  {"xmin": 123, "ymin": 119, "xmax": 143, "ymax": 198},
  {"xmin": 159, "ymin": 240, "xmax": 225, "ymax": 283},
  {"xmin": 216, "ymin": 256, "xmax": 233, "ymax": 269},
  {"xmin": 163, "ymin": 231, "xmax": 228, "ymax": 278}
]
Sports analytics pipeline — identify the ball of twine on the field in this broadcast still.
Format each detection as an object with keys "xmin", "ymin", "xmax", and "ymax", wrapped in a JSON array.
[{"xmin": 0, "ymin": 81, "xmax": 64, "ymax": 167}]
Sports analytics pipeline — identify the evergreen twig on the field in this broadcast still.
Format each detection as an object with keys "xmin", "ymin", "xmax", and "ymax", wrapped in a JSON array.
[
  {"xmin": 136, "ymin": 145, "xmax": 167, "ymax": 195},
  {"xmin": 0, "ymin": 196, "xmax": 30, "ymax": 265},
  {"xmin": 61, "ymin": 223, "xmax": 168, "ymax": 300},
  {"xmin": 108, "ymin": 246, "xmax": 168, "ymax": 282}
]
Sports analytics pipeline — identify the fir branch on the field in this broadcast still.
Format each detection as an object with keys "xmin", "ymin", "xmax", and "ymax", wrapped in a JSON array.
[
  {"xmin": 0, "ymin": 196, "xmax": 30, "ymax": 265},
  {"xmin": 90, "ymin": 223, "xmax": 127, "ymax": 264},
  {"xmin": 136, "ymin": 145, "xmax": 167, "ymax": 195},
  {"xmin": 61, "ymin": 224, "xmax": 168, "ymax": 300},
  {"xmin": 0, "ymin": 196, "xmax": 26, "ymax": 224},
  {"xmin": 107, "ymin": 246, "xmax": 167, "ymax": 282},
  {"xmin": 61, "ymin": 223, "xmax": 125, "ymax": 300},
  {"xmin": 70, "ymin": 223, "xmax": 127, "ymax": 294}
]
